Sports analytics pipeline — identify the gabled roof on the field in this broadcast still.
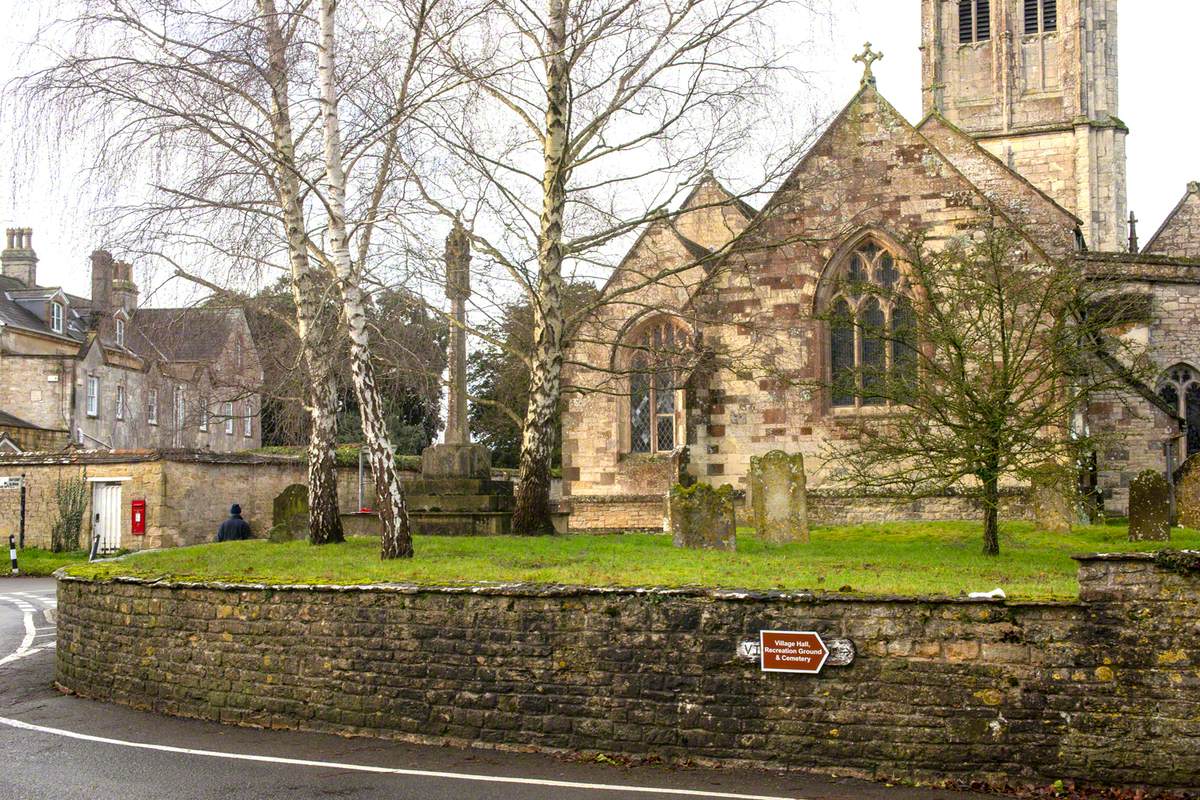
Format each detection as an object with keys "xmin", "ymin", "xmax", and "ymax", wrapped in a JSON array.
[
  {"xmin": 1143, "ymin": 182, "xmax": 1200, "ymax": 259},
  {"xmin": 0, "ymin": 286, "xmax": 87, "ymax": 343},
  {"xmin": 0, "ymin": 410, "xmax": 44, "ymax": 430},
  {"xmin": 747, "ymin": 82, "xmax": 1070, "ymax": 265},
  {"xmin": 917, "ymin": 112, "xmax": 1081, "ymax": 256},
  {"xmin": 126, "ymin": 307, "xmax": 245, "ymax": 363}
]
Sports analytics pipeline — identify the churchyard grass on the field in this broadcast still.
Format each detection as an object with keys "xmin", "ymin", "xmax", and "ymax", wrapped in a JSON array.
[
  {"xmin": 10, "ymin": 548, "xmax": 91, "ymax": 576},
  {"xmin": 64, "ymin": 520, "xmax": 1200, "ymax": 600}
]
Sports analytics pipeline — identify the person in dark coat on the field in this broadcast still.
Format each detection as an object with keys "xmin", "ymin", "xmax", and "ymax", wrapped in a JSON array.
[{"xmin": 216, "ymin": 504, "xmax": 253, "ymax": 542}]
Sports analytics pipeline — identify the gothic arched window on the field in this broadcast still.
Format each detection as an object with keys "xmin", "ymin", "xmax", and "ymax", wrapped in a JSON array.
[
  {"xmin": 826, "ymin": 241, "xmax": 917, "ymax": 409},
  {"xmin": 627, "ymin": 317, "xmax": 691, "ymax": 454},
  {"xmin": 1159, "ymin": 364, "xmax": 1200, "ymax": 459}
]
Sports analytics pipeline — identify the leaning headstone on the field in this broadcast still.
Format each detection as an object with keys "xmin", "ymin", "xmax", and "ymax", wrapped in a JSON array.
[
  {"xmin": 670, "ymin": 483, "xmax": 736, "ymax": 551},
  {"xmin": 1031, "ymin": 463, "xmax": 1074, "ymax": 535},
  {"xmin": 269, "ymin": 484, "xmax": 309, "ymax": 542},
  {"xmin": 1128, "ymin": 469, "xmax": 1170, "ymax": 542},
  {"xmin": 749, "ymin": 450, "xmax": 809, "ymax": 544}
]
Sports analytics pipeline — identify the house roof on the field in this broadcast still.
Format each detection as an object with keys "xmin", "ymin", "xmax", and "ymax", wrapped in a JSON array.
[
  {"xmin": 1143, "ymin": 182, "xmax": 1200, "ymax": 258},
  {"xmin": 0, "ymin": 410, "xmax": 45, "ymax": 430},
  {"xmin": 0, "ymin": 285, "xmax": 87, "ymax": 343},
  {"xmin": 126, "ymin": 307, "xmax": 243, "ymax": 363}
]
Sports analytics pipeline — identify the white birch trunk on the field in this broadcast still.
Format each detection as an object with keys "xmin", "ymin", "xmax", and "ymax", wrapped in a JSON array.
[
  {"xmin": 511, "ymin": 0, "xmax": 569, "ymax": 536},
  {"xmin": 259, "ymin": 0, "xmax": 344, "ymax": 545},
  {"xmin": 317, "ymin": 0, "xmax": 413, "ymax": 558}
]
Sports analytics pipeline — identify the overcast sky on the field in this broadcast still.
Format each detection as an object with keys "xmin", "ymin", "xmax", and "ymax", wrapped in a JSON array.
[{"xmin": 1, "ymin": 1, "xmax": 1197, "ymax": 298}]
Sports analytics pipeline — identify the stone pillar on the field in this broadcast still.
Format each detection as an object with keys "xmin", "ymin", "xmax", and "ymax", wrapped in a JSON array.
[
  {"xmin": 749, "ymin": 450, "xmax": 809, "ymax": 544},
  {"xmin": 444, "ymin": 220, "xmax": 469, "ymax": 447},
  {"xmin": 670, "ymin": 483, "xmax": 735, "ymax": 551},
  {"xmin": 1128, "ymin": 470, "xmax": 1170, "ymax": 542},
  {"xmin": 421, "ymin": 220, "xmax": 490, "ymax": 480}
]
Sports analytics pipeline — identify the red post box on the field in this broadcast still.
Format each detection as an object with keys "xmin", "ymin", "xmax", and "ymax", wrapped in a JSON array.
[{"xmin": 131, "ymin": 500, "xmax": 146, "ymax": 535}]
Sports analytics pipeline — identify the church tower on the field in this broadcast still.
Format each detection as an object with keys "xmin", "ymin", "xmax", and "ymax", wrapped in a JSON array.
[{"xmin": 921, "ymin": 0, "xmax": 1127, "ymax": 251}]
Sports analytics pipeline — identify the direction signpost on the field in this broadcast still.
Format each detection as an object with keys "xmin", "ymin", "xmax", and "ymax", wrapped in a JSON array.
[{"xmin": 759, "ymin": 630, "xmax": 829, "ymax": 674}]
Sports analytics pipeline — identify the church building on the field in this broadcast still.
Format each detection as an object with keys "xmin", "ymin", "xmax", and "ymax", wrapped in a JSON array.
[{"xmin": 561, "ymin": 0, "xmax": 1200, "ymax": 530}]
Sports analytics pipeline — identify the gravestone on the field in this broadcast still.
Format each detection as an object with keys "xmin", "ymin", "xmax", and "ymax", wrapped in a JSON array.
[
  {"xmin": 749, "ymin": 450, "xmax": 809, "ymax": 544},
  {"xmin": 670, "ymin": 482, "xmax": 736, "ymax": 551},
  {"xmin": 1128, "ymin": 469, "xmax": 1170, "ymax": 542},
  {"xmin": 270, "ymin": 484, "xmax": 309, "ymax": 542},
  {"xmin": 1176, "ymin": 456, "xmax": 1200, "ymax": 529},
  {"xmin": 1031, "ymin": 463, "xmax": 1074, "ymax": 535}
]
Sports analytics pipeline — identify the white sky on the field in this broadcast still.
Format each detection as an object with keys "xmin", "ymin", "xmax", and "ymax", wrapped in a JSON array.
[{"xmin": 1, "ymin": 0, "xmax": 1197, "ymax": 297}]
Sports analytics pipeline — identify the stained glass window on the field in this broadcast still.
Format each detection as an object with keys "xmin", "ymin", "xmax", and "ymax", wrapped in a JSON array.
[
  {"xmin": 892, "ymin": 295, "xmax": 918, "ymax": 399},
  {"xmin": 1158, "ymin": 365, "xmax": 1200, "ymax": 461},
  {"xmin": 827, "ymin": 240, "xmax": 915, "ymax": 410},
  {"xmin": 860, "ymin": 297, "xmax": 887, "ymax": 405},
  {"xmin": 831, "ymin": 299, "xmax": 855, "ymax": 408}
]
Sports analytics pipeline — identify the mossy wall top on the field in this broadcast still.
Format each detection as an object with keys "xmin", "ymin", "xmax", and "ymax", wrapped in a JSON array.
[{"xmin": 55, "ymin": 553, "xmax": 1200, "ymax": 790}]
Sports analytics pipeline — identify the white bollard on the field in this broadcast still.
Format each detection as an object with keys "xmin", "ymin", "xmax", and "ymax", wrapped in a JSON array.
[{"xmin": 8, "ymin": 534, "xmax": 17, "ymax": 576}]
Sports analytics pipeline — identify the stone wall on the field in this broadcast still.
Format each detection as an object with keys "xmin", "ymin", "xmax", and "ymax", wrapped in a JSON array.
[
  {"xmin": 565, "ymin": 495, "xmax": 668, "ymax": 532},
  {"xmin": 565, "ymin": 489, "xmax": 1032, "ymax": 532},
  {"xmin": 55, "ymin": 553, "xmax": 1200, "ymax": 789},
  {"xmin": 0, "ymin": 451, "xmax": 387, "ymax": 550},
  {"xmin": 807, "ymin": 489, "xmax": 1031, "ymax": 527}
]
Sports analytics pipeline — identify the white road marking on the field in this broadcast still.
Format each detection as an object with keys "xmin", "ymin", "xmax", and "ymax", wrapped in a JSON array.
[
  {"xmin": 0, "ymin": 595, "xmax": 37, "ymax": 667},
  {"xmin": 0, "ymin": 716, "xmax": 801, "ymax": 800}
]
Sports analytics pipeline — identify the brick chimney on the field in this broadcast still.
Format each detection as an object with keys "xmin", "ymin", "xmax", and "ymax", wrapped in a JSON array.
[
  {"xmin": 2, "ymin": 228, "xmax": 38, "ymax": 287},
  {"xmin": 111, "ymin": 260, "xmax": 139, "ymax": 314}
]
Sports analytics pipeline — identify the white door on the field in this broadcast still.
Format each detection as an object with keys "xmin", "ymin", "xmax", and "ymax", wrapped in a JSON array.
[{"xmin": 92, "ymin": 483, "xmax": 123, "ymax": 553}]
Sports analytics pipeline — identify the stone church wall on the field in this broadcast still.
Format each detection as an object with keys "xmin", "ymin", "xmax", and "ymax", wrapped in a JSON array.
[
  {"xmin": 55, "ymin": 553, "xmax": 1200, "ymax": 789},
  {"xmin": 1090, "ymin": 274, "xmax": 1200, "ymax": 515}
]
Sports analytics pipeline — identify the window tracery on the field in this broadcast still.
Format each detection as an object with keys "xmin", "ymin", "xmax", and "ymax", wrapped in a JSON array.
[
  {"xmin": 627, "ymin": 317, "xmax": 691, "ymax": 454},
  {"xmin": 1159, "ymin": 364, "xmax": 1200, "ymax": 459},
  {"xmin": 826, "ymin": 241, "xmax": 917, "ymax": 409}
]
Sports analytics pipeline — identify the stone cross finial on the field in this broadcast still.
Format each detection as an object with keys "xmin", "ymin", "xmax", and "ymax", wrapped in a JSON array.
[{"xmin": 853, "ymin": 42, "xmax": 883, "ymax": 86}]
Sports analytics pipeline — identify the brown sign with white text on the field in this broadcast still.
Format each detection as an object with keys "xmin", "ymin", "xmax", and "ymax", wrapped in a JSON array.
[{"xmin": 759, "ymin": 630, "xmax": 829, "ymax": 674}]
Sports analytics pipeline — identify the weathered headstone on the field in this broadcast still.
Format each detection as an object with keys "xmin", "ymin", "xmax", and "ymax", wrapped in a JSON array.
[
  {"xmin": 1128, "ymin": 469, "xmax": 1170, "ymax": 542},
  {"xmin": 1031, "ymin": 463, "xmax": 1075, "ymax": 535},
  {"xmin": 749, "ymin": 451, "xmax": 809, "ymax": 544},
  {"xmin": 270, "ymin": 484, "xmax": 308, "ymax": 542},
  {"xmin": 670, "ymin": 483, "xmax": 736, "ymax": 551},
  {"xmin": 1176, "ymin": 456, "xmax": 1200, "ymax": 530}
]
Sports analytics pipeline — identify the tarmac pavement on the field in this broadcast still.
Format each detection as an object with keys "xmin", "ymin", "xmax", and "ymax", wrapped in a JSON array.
[{"xmin": 0, "ymin": 575, "xmax": 990, "ymax": 800}]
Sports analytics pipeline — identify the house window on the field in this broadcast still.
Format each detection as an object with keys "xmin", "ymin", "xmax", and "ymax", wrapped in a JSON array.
[
  {"xmin": 199, "ymin": 397, "xmax": 209, "ymax": 432},
  {"xmin": 1158, "ymin": 365, "xmax": 1200, "ymax": 460},
  {"xmin": 959, "ymin": 0, "xmax": 991, "ymax": 43},
  {"xmin": 86, "ymin": 376, "xmax": 99, "ymax": 417},
  {"xmin": 234, "ymin": 338, "xmax": 244, "ymax": 369},
  {"xmin": 224, "ymin": 401, "xmax": 235, "ymax": 435},
  {"xmin": 116, "ymin": 385, "xmax": 126, "ymax": 421},
  {"xmin": 50, "ymin": 301, "xmax": 64, "ymax": 334},
  {"xmin": 627, "ymin": 317, "xmax": 690, "ymax": 454},
  {"xmin": 148, "ymin": 388, "xmax": 158, "ymax": 425},
  {"xmin": 115, "ymin": 317, "xmax": 125, "ymax": 347},
  {"xmin": 826, "ymin": 241, "xmax": 918, "ymax": 409},
  {"xmin": 1025, "ymin": 0, "xmax": 1056, "ymax": 34},
  {"xmin": 243, "ymin": 401, "xmax": 253, "ymax": 437}
]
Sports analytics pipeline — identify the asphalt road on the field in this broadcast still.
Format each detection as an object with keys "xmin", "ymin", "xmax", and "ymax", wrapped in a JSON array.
[{"xmin": 0, "ymin": 576, "xmax": 987, "ymax": 800}]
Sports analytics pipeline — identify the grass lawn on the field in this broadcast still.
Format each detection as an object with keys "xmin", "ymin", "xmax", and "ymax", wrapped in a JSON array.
[
  {"xmin": 6, "ymin": 548, "xmax": 91, "ymax": 577},
  {"xmin": 62, "ymin": 520, "xmax": 1200, "ymax": 600}
]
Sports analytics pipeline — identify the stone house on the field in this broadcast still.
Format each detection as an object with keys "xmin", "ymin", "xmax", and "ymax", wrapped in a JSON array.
[
  {"xmin": 562, "ymin": 0, "xmax": 1200, "ymax": 530},
  {"xmin": 0, "ymin": 231, "xmax": 263, "ymax": 453}
]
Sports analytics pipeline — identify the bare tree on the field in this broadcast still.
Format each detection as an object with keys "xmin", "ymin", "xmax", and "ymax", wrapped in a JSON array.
[
  {"xmin": 17, "ymin": 0, "xmax": 352, "ymax": 543},
  {"xmin": 413, "ymin": 0, "xmax": 827, "ymax": 533},
  {"xmin": 821, "ymin": 224, "xmax": 1156, "ymax": 555}
]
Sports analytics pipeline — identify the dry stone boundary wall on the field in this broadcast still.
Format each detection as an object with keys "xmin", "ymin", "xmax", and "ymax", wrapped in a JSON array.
[{"xmin": 55, "ymin": 554, "xmax": 1200, "ymax": 790}]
